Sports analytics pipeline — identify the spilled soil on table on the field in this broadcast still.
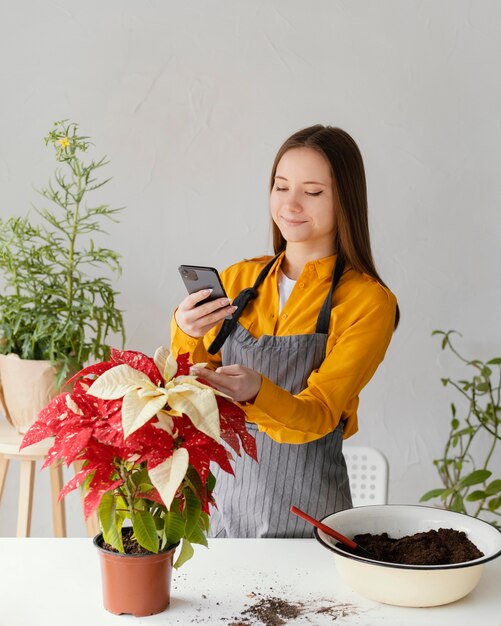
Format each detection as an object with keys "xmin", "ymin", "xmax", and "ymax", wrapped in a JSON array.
[{"xmin": 225, "ymin": 593, "xmax": 358, "ymax": 626}]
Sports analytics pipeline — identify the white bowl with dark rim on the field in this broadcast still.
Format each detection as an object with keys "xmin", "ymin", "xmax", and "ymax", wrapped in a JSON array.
[{"xmin": 314, "ymin": 504, "xmax": 501, "ymax": 607}]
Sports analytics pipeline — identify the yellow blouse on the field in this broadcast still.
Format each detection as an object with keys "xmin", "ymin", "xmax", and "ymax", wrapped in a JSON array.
[{"xmin": 170, "ymin": 253, "xmax": 397, "ymax": 444}]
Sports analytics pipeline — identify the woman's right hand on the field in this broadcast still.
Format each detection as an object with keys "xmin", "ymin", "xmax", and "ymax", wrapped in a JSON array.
[{"xmin": 174, "ymin": 289, "xmax": 237, "ymax": 338}]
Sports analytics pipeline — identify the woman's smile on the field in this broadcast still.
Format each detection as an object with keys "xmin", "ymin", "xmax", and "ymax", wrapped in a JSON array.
[{"xmin": 280, "ymin": 216, "xmax": 309, "ymax": 226}]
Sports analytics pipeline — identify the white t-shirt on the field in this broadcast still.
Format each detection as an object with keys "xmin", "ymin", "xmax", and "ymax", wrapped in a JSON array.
[{"xmin": 278, "ymin": 270, "xmax": 297, "ymax": 312}]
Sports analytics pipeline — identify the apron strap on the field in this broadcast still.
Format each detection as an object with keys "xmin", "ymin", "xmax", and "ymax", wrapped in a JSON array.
[
  {"xmin": 208, "ymin": 254, "xmax": 281, "ymax": 355},
  {"xmin": 208, "ymin": 252, "xmax": 345, "ymax": 354},
  {"xmin": 315, "ymin": 254, "xmax": 346, "ymax": 334}
]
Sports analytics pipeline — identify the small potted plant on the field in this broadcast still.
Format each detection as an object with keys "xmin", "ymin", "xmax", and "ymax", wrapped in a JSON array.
[
  {"xmin": 20, "ymin": 346, "xmax": 257, "ymax": 616},
  {"xmin": 0, "ymin": 120, "xmax": 125, "ymax": 433},
  {"xmin": 421, "ymin": 330, "xmax": 501, "ymax": 527}
]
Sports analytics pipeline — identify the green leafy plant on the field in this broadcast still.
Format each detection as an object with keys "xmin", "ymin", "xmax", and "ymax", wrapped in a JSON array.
[
  {"xmin": 421, "ymin": 330, "xmax": 501, "ymax": 527},
  {"xmin": 0, "ymin": 120, "xmax": 125, "ymax": 385},
  {"xmin": 20, "ymin": 347, "xmax": 257, "ymax": 568}
]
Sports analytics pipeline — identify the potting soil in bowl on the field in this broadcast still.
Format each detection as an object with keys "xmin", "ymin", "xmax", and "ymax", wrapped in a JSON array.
[{"xmin": 338, "ymin": 528, "xmax": 483, "ymax": 565}]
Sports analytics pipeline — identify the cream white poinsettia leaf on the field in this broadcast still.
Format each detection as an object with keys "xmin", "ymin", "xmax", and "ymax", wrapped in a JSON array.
[
  {"xmin": 122, "ymin": 390, "xmax": 169, "ymax": 438},
  {"xmin": 87, "ymin": 364, "xmax": 157, "ymax": 399},
  {"xmin": 166, "ymin": 384, "xmax": 221, "ymax": 442},
  {"xmin": 155, "ymin": 410, "xmax": 176, "ymax": 436},
  {"xmin": 189, "ymin": 362, "xmax": 207, "ymax": 375},
  {"xmin": 149, "ymin": 448, "xmax": 189, "ymax": 510},
  {"xmin": 173, "ymin": 375, "xmax": 233, "ymax": 400},
  {"xmin": 153, "ymin": 346, "xmax": 178, "ymax": 383}
]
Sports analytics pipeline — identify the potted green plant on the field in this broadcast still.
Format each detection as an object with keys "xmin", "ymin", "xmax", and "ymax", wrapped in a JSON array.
[
  {"xmin": 0, "ymin": 120, "xmax": 125, "ymax": 433},
  {"xmin": 20, "ymin": 346, "xmax": 257, "ymax": 616},
  {"xmin": 421, "ymin": 330, "xmax": 501, "ymax": 527}
]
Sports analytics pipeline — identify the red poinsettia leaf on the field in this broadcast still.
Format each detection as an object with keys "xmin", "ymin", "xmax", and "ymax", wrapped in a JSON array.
[
  {"xmin": 173, "ymin": 415, "xmax": 237, "ymax": 472},
  {"xmin": 173, "ymin": 415, "xmax": 212, "ymax": 445},
  {"xmin": 72, "ymin": 378, "xmax": 92, "ymax": 394},
  {"xmin": 55, "ymin": 425, "xmax": 94, "ymax": 466},
  {"xmin": 35, "ymin": 394, "xmax": 72, "ymax": 430},
  {"xmin": 185, "ymin": 446, "xmax": 211, "ymax": 484},
  {"xmin": 237, "ymin": 429, "xmax": 257, "ymax": 462},
  {"xmin": 110, "ymin": 349, "xmax": 163, "ymax": 385},
  {"xmin": 176, "ymin": 353, "xmax": 191, "ymax": 376},
  {"xmin": 93, "ymin": 410, "xmax": 125, "ymax": 448},
  {"xmin": 58, "ymin": 466, "xmax": 94, "ymax": 502},
  {"xmin": 65, "ymin": 392, "xmax": 100, "ymax": 420},
  {"xmin": 30, "ymin": 391, "xmax": 98, "ymax": 442},
  {"xmin": 66, "ymin": 361, "xmax": 115, "ymax": 386},
  {"xmin": 220, "ymin": 428, "xmax": 241, "ymax": 456},
  {"xmin": 41, "ymin": 442, "xmax": 62, "ymax": 469},
  {"xmin": 207, "ymin": 442, "xmax": 234, "ymax": 475},
  {"xmin": 136, "ymin": 487, "xmax": 164, "ymax": 506},
  {"xmin": 184, "ymin": 431, "xmax": 213, "ymax": 448},
  {"xmin": 93, "ymin": 397, "xmax": 122, "ymax": 421},
  {"xmin": 126, "ymin": 424, "xmax": 174, "ymax": 468},
  {"xmin": 217, "ymin": 395, "xmax": 247, "ymax": 419},
  {"xmin": 85, "ymin": 440, "xmax": 122, "ymax": 466},
  {"xmin": 20, "ymin": 421, "xmax": 53, "ymax": 450},
  {"xmin": 218, "ymin": 397, "xmax": 258, "ymax": 462},
  {"xmin": 84, "ymin": 477, "xmax": 123, "ymax": 518}
]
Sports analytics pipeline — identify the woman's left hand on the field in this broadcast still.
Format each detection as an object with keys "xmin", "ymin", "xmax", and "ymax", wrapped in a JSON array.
[{"xmin": 191, "ymin": 364, "xmax": 262, "ymax": 403}]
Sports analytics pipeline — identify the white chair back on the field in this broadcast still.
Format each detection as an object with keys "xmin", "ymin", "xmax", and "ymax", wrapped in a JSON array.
[{"xmin": 343, "ymin": 445, "xmax": 389, "ymax": 506}]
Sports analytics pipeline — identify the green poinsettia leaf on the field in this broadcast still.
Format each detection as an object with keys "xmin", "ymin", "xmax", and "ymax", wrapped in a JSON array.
[
  {"xmin": 131, "ymin": 468, "xmax": 150, "ymax": 487},
  {"xmin": 199, "ymin": 512, "xmax": 210, "ymax": 533},
  {"xmin": 174, "ymin": 538, "xmax": 194, "ymax": 569},
  {"xmin": 184, "ymin": 487, "xmax": 202, "ymax": 536},
  {"xmin": 133, "ymin": 510, "xmax": 159, "ymax": 553},
  {"xmin": 186, "ymin": 523, "xmax": 208, "ymax": 548},
  {"xmin": 98, "ymin": 492, "xmax": 123, "ymax": 553},
  {"xmin": 163, "ymin": 510, "xmax": 186, "ymax": 548}
]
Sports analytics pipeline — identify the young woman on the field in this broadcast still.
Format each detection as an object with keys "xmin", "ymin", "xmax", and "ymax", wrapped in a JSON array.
[{"xmin": 171, "ymin": 125, "xmax": 398, "ymax": 538}]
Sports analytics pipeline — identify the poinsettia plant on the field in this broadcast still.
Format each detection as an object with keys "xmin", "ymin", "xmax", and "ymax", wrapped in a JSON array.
[{"xmin": 20, "ymin": 347, "xmax": 257, "ymax": 568}]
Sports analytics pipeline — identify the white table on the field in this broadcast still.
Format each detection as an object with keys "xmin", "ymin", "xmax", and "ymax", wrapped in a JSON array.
[{"xmin": 1, "ymin": 538, "xmax": 500, "ymax": 625}]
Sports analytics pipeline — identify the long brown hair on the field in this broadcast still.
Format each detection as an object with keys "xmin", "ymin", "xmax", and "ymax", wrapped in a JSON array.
[{"xmin": 269, "ymin": 124, "xmax": 399, "ymax": 328}]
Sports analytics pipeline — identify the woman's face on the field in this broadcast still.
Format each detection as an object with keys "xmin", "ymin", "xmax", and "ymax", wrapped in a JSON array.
[{"xmin": 270, "ymin": 147, "xmax": 338, "ymax": 252}]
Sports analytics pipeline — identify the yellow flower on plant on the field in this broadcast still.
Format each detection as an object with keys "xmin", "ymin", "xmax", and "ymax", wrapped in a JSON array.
[{"xmin": 58, "ymin": 136, "xmax": 70, "ymax": 149}]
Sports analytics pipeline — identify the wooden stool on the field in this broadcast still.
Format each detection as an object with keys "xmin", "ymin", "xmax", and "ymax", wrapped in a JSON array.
[{"xmin": 0, "ymin": 420, "xmax": 99, "ymax": 537}]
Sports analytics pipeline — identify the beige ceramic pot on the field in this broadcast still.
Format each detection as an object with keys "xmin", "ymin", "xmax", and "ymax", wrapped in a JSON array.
[
  {"xmin": 94, "ymin": 533, "xmax": 179, "ymax": 617},
  {"xmin": 315, "ymin": 504, "xmax": 501, "ymax": 607},
  {"xmin": 0, "ymin": 354, "xmax": 59, "ymax": 434}
]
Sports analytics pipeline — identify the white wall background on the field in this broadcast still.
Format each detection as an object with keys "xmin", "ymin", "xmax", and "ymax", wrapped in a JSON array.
[{"xmin": 1, "ymin": 0, "xmax": 500, "ymax": 536}]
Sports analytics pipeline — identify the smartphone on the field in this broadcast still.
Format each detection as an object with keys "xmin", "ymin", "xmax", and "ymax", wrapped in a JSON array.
[{"xmin": 178, "ymin": 265, "xmax": 228, "ymax": 306}]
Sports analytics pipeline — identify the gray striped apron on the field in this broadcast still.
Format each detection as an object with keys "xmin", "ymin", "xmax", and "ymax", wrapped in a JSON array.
[{"xmin": 209, "ymin": 256, "xmax": 352, "ymax": 538}]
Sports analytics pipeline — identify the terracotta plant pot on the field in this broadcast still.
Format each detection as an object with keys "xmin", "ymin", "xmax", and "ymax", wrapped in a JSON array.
[
  {"xmin": 93, "ymin": 533, "xmax": 179, "ymax": 616},
  {"xmin": 0, "ymin": 355, "xmax": 58, "ymax": 434}
]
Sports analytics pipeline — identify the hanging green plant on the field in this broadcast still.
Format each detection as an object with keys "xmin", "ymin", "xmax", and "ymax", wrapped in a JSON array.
[
  {"xmin": 0, "ymin": 120, "xmax": 125, "ymax": 386},
  {"xmin": 421, "ymin": 330, "xmax": 501, "ymax": 527}
]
